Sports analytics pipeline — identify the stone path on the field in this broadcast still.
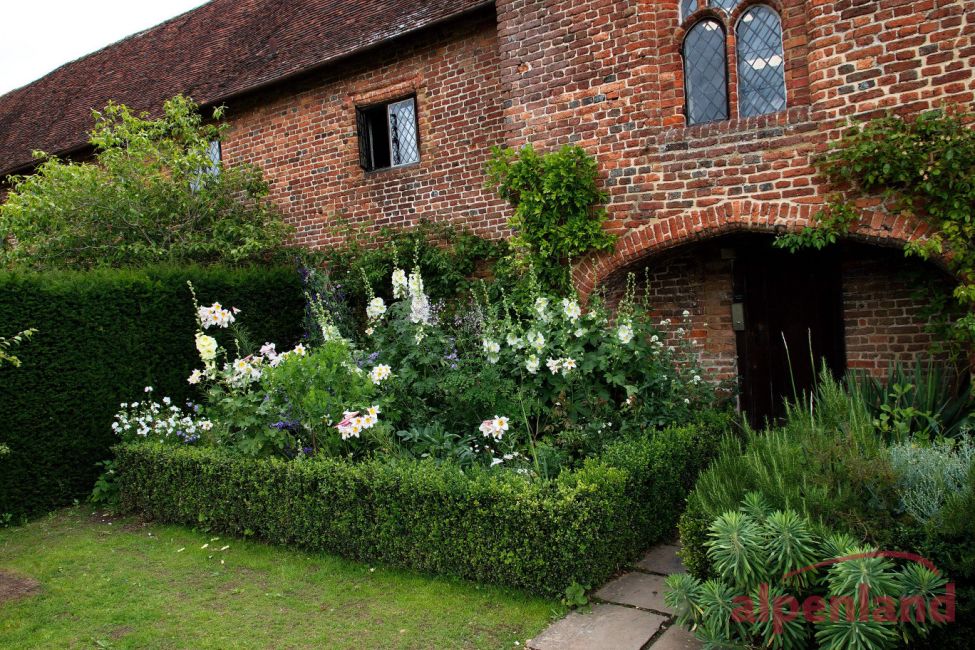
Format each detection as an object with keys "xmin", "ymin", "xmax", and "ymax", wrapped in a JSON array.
[{"xmin": 528, "ymin": 544, "xmax": 701, "ymax": 650}]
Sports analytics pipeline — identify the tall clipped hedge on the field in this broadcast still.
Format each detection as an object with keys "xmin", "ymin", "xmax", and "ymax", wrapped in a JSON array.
[
  {"xmin": 115, "ymin": 423, "xmax": 721, "ymax": 596},
  {"xmin": 0, "ymin": 266, "xmax": 304, "ymax": 519}
]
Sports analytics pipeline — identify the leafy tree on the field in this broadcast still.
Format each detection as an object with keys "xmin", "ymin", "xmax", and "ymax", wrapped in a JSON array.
[
  {"xmin": 0, "ymin": 95, "xmax": 290, "ymax": 269},
  {"xmin": 0, "ymin": 328, "xmax": 35, "ymax": 368}
]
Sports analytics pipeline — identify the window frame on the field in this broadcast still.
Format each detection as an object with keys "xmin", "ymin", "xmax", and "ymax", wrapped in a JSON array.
[
  {"xmin": 356, "ymin": 95, "xmax": 420, "ymax": 173},
  {"xmin": 734, "ymin": 5, "xmax": 787, "ymax": 119},
  {"xmin": 682, "ymin": 18, "xmax": 731, "ymax": 127},
  {"xmin": 678, "ymin": 1, "xmax": 788, "ymax": 126}
]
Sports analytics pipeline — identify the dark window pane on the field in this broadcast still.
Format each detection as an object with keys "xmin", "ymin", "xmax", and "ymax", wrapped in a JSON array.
[
  {"xmin": 681, "ymin": 0, "xmax": 697, "ymax": 20},
  {"xmin": 710, "ymin": 0, "xmax": 739, "ymax": 13},
  {"xmin": 736, "ymin": 6, "xmax": 786, "ymax": 118},
  {"xmin": 684, "ymin": 20, "xmax": 729, "ymax": 125}
]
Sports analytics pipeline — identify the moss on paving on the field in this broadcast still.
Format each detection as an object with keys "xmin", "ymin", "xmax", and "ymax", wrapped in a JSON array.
[{"xmin": 0, "ymin": 508, "xmax": 561, "ymax": 649}]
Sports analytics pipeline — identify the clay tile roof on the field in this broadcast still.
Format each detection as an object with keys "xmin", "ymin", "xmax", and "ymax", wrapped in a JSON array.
[{"xmin": 0, "ymin": 0, "xmax": 491, "ymax": 177}]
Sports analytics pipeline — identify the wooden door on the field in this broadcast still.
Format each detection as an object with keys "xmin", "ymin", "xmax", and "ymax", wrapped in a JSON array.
[{"xmin": 733, "ymin": 240, "xmax": 846, "ymax": 427}]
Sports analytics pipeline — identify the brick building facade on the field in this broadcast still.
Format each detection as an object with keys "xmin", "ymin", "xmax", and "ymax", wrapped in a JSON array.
[{"xmin": 1, "ymin": 0, "xmax": 972, "ymax": 420}]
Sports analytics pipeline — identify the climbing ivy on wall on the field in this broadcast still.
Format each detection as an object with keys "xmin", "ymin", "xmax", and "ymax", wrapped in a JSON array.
[
  {"xmin": 776, "ymin": 109, "xmax": 975, "ymax": 355},
  {"xmin": 487, "ymin": 144, "xmax": 616, "ymax": 292}
]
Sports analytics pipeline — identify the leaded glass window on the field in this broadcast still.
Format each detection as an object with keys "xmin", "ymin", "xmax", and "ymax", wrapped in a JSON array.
[
  {"xmin": 710, "ymin": 0, "xmax": 740, "ymax": 14},
  {"xmin": 683, "ymin": 20, "xmax": 729, "ymax": 125},
  {"xmin": 736, "ymin": 6, "xmax": 786, "ymax": 118},
  {"xmin": 356, "ymin": 96, "xmax": 420, "ymax": 171},
  {"xmin": 680, "ymin": 0, "xmax": 697, "ymax": 21}
]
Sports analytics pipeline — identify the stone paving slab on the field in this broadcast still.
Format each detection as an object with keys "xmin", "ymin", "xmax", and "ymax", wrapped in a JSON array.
[
  {"xmin": 653, "ymin": 623, "xmax": 702, "ymax": 649},
  {"xmin": 527, "ymin": 603, "xmax": 666, "ymax": 650},
  {"xmin": 635, "ymin": 544, "xmax": 685, "ymax": 575},
  {"xmin": 594, "ymin": 571, "xmax": 673, "ymax": 615}
]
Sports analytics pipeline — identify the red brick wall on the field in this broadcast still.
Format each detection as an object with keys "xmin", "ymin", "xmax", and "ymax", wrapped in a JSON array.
[
  {"xmin": 842, "ymin": 249, "xmax": 955, "ymax": 375},
  {"xmin": 491, "ymin": 0, "xmax": 974, "ymax": 292},
  {"xmin": 221, "ymin": 9, "xmax": 508, "ymax": 250}
]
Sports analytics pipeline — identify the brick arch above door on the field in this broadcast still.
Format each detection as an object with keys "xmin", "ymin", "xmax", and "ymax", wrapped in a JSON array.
[{"xmin": 573, "ymin": 200, "xmax": 937, "ymax": 301}]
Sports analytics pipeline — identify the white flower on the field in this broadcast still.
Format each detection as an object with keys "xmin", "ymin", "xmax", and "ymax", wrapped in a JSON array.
[
  {"xmin": 546, "ymin": 358, "xmax": 562, "ymax": 375},
  {"xmin": 490, "ymin": 457, "xmax": 504, "ymax": 467},
  {"xmin": 574, "ymin": 328, "xmax": 586, "ymax": 338},
  {"xmin": 260, "ymin": 342, "xmax": 277, "ymax": 358},
  {"xmin": 408, "ymin": 269, "xmax": 424, "ymax": 296},
  {"xmin": 414, "ymin": 330, "xmax": 426, "ymax": 344},
  {"xmin": 198, "ymin": 302, "xmax": 237, "ymax": 329},
  {"xmin": 682, "ymin": 310, "xmax": 691, "ymax": 318},
  {"xmin": 162, "ymin": 396, "xmax": 171, "ymax": 406},
  {"xmin": 617, "ymin": 323, "xmax": 634, "ymax": 345},
  {"xmin": 479, "ymin": 415, "xmax": 508, "ymax": 440},
  {"xmin": 561, "ymin": 299, "xmax": 581, "ymax": 321},
  {"xmin": 367, "ymin": 405, "xmax": 381, "ymax": 417},
  {"xmin": 292, "ymin": 344, "xmax": 307, "ymax": 356},
  {"xmin": 526, "ymin": 331, "xmax": 545, "ymax": 351},
  {"xmin": 684, "ymin": 398, "xmax": 691, "ymax": 405},
  {"xmin": 366, "ymin": 297, "xmax": 387, "ymax": 320},
  {"xmin": 321, "ymin": 324, "xmax": 342, "ymax": 342},
  {"xmin": 482, "ymin": 339, "xmax": 501, "ymax": 355},
  {"xmin": 144, "ymin": 386, "xmax": 153, "ymax": 393},
  {"xmin": 409, "ymin": 290, "xmax": 431, "ymax": 325},
  {"xmin": 506, "ymin": 332, "xmax": 523, "ymax": 349},
  {"xmin": 369, "ymin": 364, "xmax": 392, "ymax": 385},
  {"xmin": 659, "ymin": 318, "xmax": 671, "ymax": 326},
  {"xmin": 692, "ymin": 375, "xmax": 702, "ymax": 384},
  {"xmin": 195, "ymin": 333, "xmax": 218, "ymax": 361},
  {"xmin": 391, "ymin": 268, "xmax": 408, "ymax": 299},
  {"xmin": 232, "ymin": 358, "xmax": 250, "ymax": 374},
  {"xmin": 525, "ymin": 354, "xmax": 540, "ymax": 374},
  {"xmin": 560, "ymin": 357, "xmax": 577, "ymax": 374},
  {"xmin": 365, "ymin": 327, "xmax": 375, "ymax": 336},
  {"xmin": 534, "ymin": 297, "xmax": 550, "ymax": 321}
]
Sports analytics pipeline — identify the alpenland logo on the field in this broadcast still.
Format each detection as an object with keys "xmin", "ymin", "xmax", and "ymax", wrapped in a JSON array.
[{"xmin": 728, "ymin": 551, "xmax": 956, "ymax": 634}]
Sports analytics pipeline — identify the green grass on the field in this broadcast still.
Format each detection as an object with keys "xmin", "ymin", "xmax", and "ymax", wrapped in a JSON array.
[{"xmin": 0, "ymin": 508, "xmax": 562, "ymax": 649}]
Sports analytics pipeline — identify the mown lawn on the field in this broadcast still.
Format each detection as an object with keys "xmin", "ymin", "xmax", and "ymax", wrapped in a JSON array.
[{"xmin": 0, "ymin": 508, "xmax": 562, "ymax": 649}]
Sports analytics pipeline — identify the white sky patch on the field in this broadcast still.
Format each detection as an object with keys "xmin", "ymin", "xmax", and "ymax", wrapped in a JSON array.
[{"xmin": 0, "ymin": 0, "xmax": 209, "ymax": 96}]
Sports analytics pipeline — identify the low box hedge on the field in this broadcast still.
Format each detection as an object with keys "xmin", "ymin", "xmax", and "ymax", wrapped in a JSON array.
[
  {"xmin": 116, "ymin": 422, "xmax": 720, "ymax": 596},
  {"xmin": 0, "ymin": 265, "xmax": 305, "ymax": 519}
]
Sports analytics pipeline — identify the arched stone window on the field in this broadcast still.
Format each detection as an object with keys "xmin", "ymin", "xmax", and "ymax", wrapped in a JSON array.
[
  {"xmin": 680, "ymin": 0, "xmax": 698, "ymax": 21},
  {"xmin": 736, "ymin": 5, "xmax": 787, "ymax": 118},
  {"xmin": 683, "ymin": 20, "xmax": 729, "ymax": 126}
]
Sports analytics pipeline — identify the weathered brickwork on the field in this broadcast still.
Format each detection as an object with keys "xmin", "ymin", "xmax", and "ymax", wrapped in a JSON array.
[{"xmin": 221, "ymin": 8, "xmax": 509, "ymax": 249}]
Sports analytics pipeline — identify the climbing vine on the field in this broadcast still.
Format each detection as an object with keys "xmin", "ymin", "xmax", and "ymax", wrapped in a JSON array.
[
  {"xmin": 776, "ymin": 109, "xmax": 975, "ymax": 351},
  {"xmin": 487, "ymin": 144, "xmax": 616, "ymax": 292}
]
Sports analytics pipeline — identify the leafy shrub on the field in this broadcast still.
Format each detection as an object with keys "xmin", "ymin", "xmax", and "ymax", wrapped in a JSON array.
[
  {"xmin": 889, "ymin": 438, "xmax": 975, "ymax": 524},
  {"xmin": 0, "ymin": 265, "xmax": 304, "ymax": 519},
  {"xmin": 487, "ymin": 144, "xmax": 616, "ymax": 292},
  {"xmin": 115, "ymin": 421, "xmax": 716, "ymax": 597},
  {"xmin": 0, "ymin": 95, "xmax": 289, "ymax": 269},
  {"xmin": 667, "ymin": 497, "xmax": 951, "ymax": 650}
]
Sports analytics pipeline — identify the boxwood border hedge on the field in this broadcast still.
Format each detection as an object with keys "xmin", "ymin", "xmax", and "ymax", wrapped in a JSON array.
[{"xmin": 116, "ymin": 422, "xmax": 721, "ymax": 596}]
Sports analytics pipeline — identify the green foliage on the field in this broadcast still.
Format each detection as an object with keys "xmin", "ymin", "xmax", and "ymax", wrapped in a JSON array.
[
  {"xmin": 310, "ymin": 221, "xmax": 509, "ymax": 331},
  {"xmin": 115, "ymin": 421, "xmax": 718, "ymax": 597},
  {"xmin": 487, "ymin": 144, "xmax": 616, "ymax": 291},
  {"xmin": 261, "ymin": 340, "xmax": 379, "ymax": 455},
  {"xmin": 679, "ymin": 369, "xmax": 975, "ymax": 648},
  {"xmin": 561, "ymin": 581, "xmax": 589, "ymax": 608},
  {"xmin": 667, "ymin": 499, "xmax": 950, "ymax": 650},
  {"xmin": 851, "ymin": 363, "xmax": 973, "ymax": 439},
  {"xmin": 0, "ymin": 265, "xmax": 304, "ymax": 519},
  {"xmin": 0, "ymin": 327, "xmax": 36, "ymax": 368},
  {"xmin": 0, "ymin": 95, "xmax": 290, "ymax": 269},
  {"xmin": 888, "ymin": 437, "xmax": 975, "ymax": 525},
  {"xmin": 90, "ymin": 459, "xmax": 119, "ymax": 509},
  {"xmin": 775, "ymin": 109, "xmax": 975, "ymax": 351}
]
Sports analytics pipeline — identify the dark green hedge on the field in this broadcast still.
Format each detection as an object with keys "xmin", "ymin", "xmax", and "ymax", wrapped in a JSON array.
[
  {"xmin": 0, "ymin": 266, "xmax": 305, "ymax": 519},
  {"xmin": 115, "ymin": 423, "xmax": 720, "ymax": 597}
]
